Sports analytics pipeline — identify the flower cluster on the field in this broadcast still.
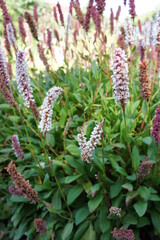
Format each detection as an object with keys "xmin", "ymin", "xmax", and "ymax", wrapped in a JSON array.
[
  {"xmin": 139, "ymin": 59, "xmax": 151, "ymax": 100},
  {"xmin": 16, "ymin": 50, "xmax": 39, "ymax": 120},
  {"xmin": 6, "ymin": 161, "xmax": 39, "ymax": 204},
  {"xmin": 112, "ymin": 227, "xmax": 135, "ymax": 240},
  {"xmin": 124, "ymin": 17, "xmax": 134, "ymax": 46},
  {"xmin": 111, "ymin": 48, "xmax": 129, "ymax": 111},
  {"xmin": 37, "ymin": 44, "xmax": 50, "ymax": 72},
  {"xmin": 18, "ymin": 17, "xmax": 26, "ymax": 44},
  {"xmin": 109, "ymin": 207, "xmax": 122, "ymax": 217},
  {"xmin": 138, "ymin": 157, "xmax": 153, "ymax": 180},
  {"xmin": 9, "ymin": 186, "xmax": 21, "ymax": 196},
  {"xmin": 34, "ymin": 218, "xmax": 47, "ymax": 234},
  {"xmin": 39, "ymin": 86, "xmax": 63, "ymax": 134},
  {"xmin": 77, "ymin": 119, "xmax": 104, "ymax": 162},
  {"xmin": 24, "ymin": 12, "xmax": 38, "ymax": 41},
  {"xmin": 152, "ymin": 104, "xmax": 160, "ymax": 144},
  {"xmin": 10, "ymin": 135, "xmax": 24, "ymax": 159}
]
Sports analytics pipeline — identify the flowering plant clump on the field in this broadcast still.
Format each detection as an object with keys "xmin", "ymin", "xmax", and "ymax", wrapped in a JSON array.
[{"xmin": 1, "ymin": 1, "xmax": 160, "ymax": 239}]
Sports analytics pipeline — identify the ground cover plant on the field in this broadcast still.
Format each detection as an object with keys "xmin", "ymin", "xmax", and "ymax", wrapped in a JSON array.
[{"xmin": 0, "ymin": 0, "xmax": 160, "ymax": 239}]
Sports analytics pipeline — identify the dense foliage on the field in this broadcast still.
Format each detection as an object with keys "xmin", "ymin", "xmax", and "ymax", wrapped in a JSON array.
[{"xmin": 0, "ymin": 0, "xmax": 160, "ymax": 239}]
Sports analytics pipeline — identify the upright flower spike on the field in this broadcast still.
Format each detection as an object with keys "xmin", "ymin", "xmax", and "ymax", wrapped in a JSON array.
[
  {"xmin": 77, "ymin": 127, "xmax": 87, "ymax": 158},
  {"xmin": 156, "ymin": 10, "xmax": 160, "ymax": 71},
  {"xmin": 57, "ymin": 2, "xmax": 64, "ymax": 26},
  {"xmin": 16, "ymin": 50, "xmax": 39, "ymax": 120},
  {"xmin": 0, "ymin": 38, "xmax": 10, "ymax": 86},
  {"xmin": 6, "ymin": 161, "xmax": 39, "ymax": 204},
  {"xmin": 0, "ymin": 0, "xmax": 17, "ymax": 55},
  {"xmin": 91, "ymin": 6, "xmax": 101, "ymax": 35},
  {"xmin": 10, "ymin": 135, "xmax": 24, "ymax": 160},
  {"xmin": 53, "ymin": 6, "xmax": 59, "ymax": 24},
  {"xmin": 47, "ymin": 29, "xmax": 52, "ymax": 52},
  {"xmin": 73, "ymin": 1, "xmax": 85, "ymax": 28},
  {"xmin": 84, "ymin": 0, "xmax": 93, "ymax": 32},
  {"xmin": 129, "ymin": 0, "xmax": 136, "ymax": 20},
  {"xmin": 0, "ymin": 40, "xmax": 17, "ymax": 108},
  {"xmin": 37, "ymin": 44, "xmax": 50, "ymax": 72},
  {"xmin": 139, "ymin": 59, "xmax": 151, "ymax": 100},
  {"xmin": 111, "ymin": 48, "xmax": 129, "ymax": 111},
  {"xmin": 39, "ymin": 86, "xmax": 63, "ymax": 134},
  {"xmin": 152, "ymin": 105, "xmax": 160, "ymax": 144},
  {"xmin": 77, "ymin": 119, "xmax": 104, "ymax": 162},
  {"xmin": 33, "ymin": 3, "xmax": 38, "ymax": 23},
  {"xmin": 124, "ymin": 16, "xmax": 134, "ymax": 47},
  {"xmin": 115, "ymin": 6, "xmax": 121, "ymax": 21},
  {"xmin": 18, "ymin": 17, "xmax": 26, "ymax": 44},
  {"xmin": 6, "ymin": 23, "xmax": 17, "ymax": 50},
  {"xmin": 24, "ymin": 11, "xmax": 38, "ymax": 41},
  {"xmin": 110, "ymin": 8, "xmax": 114, "ymax": 35},
  {"xmin": 156, "ymin": 10, "xmax": 160, "ymax": 47}
]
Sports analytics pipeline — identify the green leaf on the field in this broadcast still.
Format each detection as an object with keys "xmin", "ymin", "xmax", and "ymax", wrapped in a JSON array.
[
  {"xmin": 65, "ymin": 174, "xmax": 82, "ymax": 184},
  {"xmin": 122, "ymin": 183, "xmax": 133, "ymax": 192},
  {"xmin": 81, "ymin": 223, "xmax": 96, "ymax": 240},
  {"xmin": 134, "ymin": 201, "xmax": 148, "ymax": 217},
  {"xmin": 10, "ymin": 195, "xmax": 29, "ymax": 203},
  {"xmin": 137, "ymin": 216, "xmax": 150, "ymax": 228},
  {"xmin": 88, "ymin": 192, "xmax": 103, "ymax": 212},
  {"xmin": 110, "ymin": 179, "xmax": 123, "ymax": 199},
  {"xmin": 138, "ymin": 186, "xmax": 150, "ymax": 201},
  {"xmin": 62, "ymin": 222, "xmax": 73, "ymax": 240},
  {"xmin": 124, "ymin": 214, "xmax": 137, "ymax": 225},
  {"xmin": 142, "ymin": 99, "xmax": 148, "ymax": 117},
  {"xmin": 46, "ymin": 133, "xmax": 55, "ymax": 147},
  {"xmin": 75, "ymin": 206, "xmax": 90, "ymax": 225},
  {"xmin": 66, "ymin": 145, "xmax": 81, "ymax": 156},
  {"xmin": 151, "ymin": 210, "xmax": 160, "ymax": 234},
  {"xmin": 67, "ymin": 186, "xmax": 83, "ymax": 205},
  {"xmin": 142, "ymin": 137, "xmax": 152, "ymax": 145},
  {"xmin": 52, "ymin": 190, "xmax": 62, "ymax": 210},
  {"xmin": 99, "ymin": 211, "xmax": 110, "ymax": 233},
  {"xmin": 73, "ymin": 221, "xmax": 89, "ymax": 240},
  {"xmin": 132, "ymin": 146, "xmax": 140, "ymax": 171}
]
